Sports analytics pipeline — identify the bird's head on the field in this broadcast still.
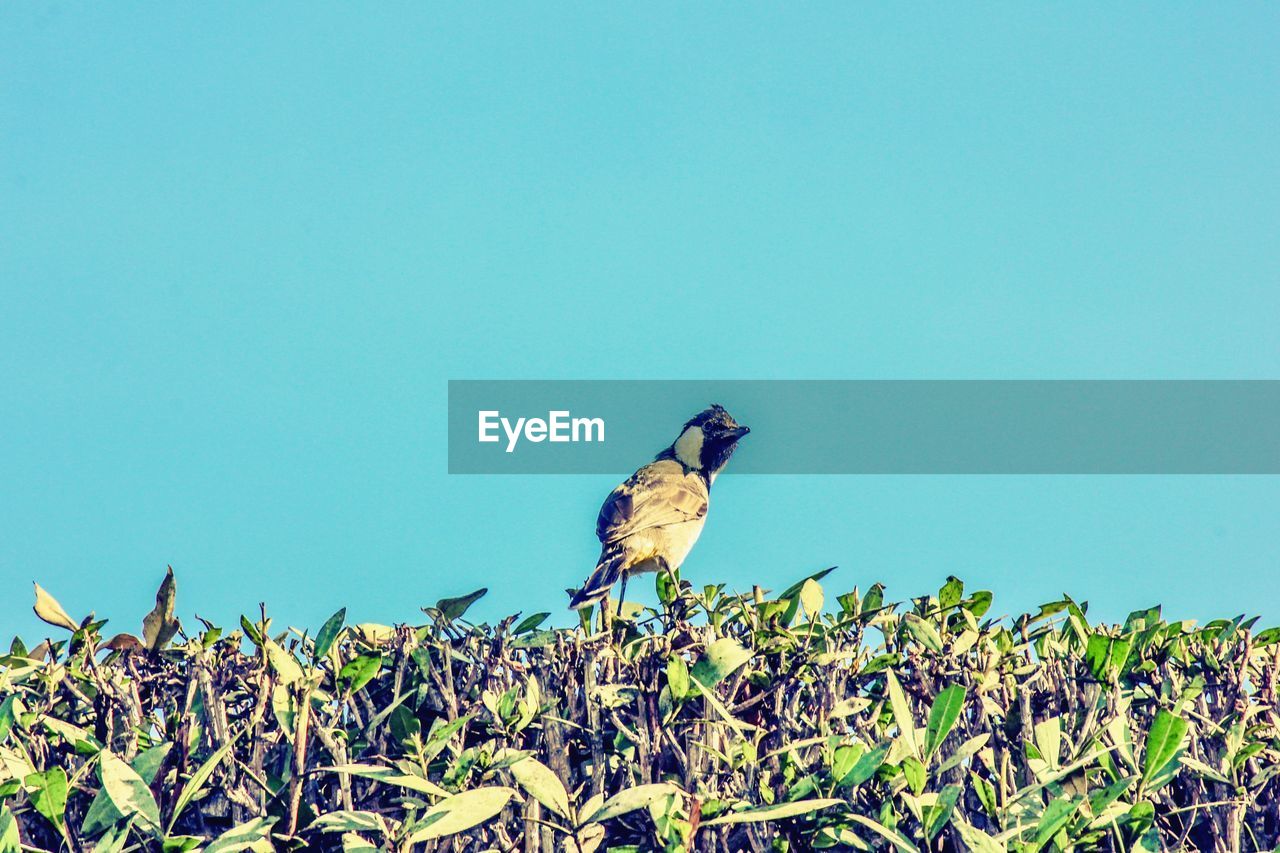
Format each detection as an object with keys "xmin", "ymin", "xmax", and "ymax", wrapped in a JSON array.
[{"xmin": 667, "ymin": 404, "xmax": 750, "ymax": 478}]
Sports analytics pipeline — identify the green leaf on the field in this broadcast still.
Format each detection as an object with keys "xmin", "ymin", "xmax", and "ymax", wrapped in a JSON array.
[
  {"xmin": 167, "ymin": 738, "xmax": 238, "ymax": 833},
  {"xmin": 341, "ymin": 833, "xmax": 379, "ymax": 853},
  {"xmin": 239, "ymin": 615, "xmax": 263, "ymax": 647},
  {"xmin": 0, "ymin": 806, "xmax": 20, "ymax": 853},
  {"xmin": 1084, "ymin": 634, "xmax": 1111, "ymax": 680},
  {"xmin": 1034, "ymin": 717, "xmax": 1062, "ymax": 769},
  {"xmin": 352, "ymin": 623, "xmax": 395, "ymax": 645},
  {"xmin": 838, "ymin": 742, "xmax": 890, "ymax": 788},
  {"xmin": 407, "ymin": 787, "xmax": 515, "ymax": 841},
  {"xmin": 901, "ymin": 755, "xmax": 926, "ymax": 796},
  {"xmin": 1085, "ymin": 634, "xmax": 1132, "ymax": 681},
  {"xmin": 585, "ymin": 783, "xmax": 681, "ymax": 824},
  {"xmin": 1253, "ymin": 626, "xmax": 1280, "ymax": 646},
  {"xmin": 506, "ymin": 756, "xmax": 571, "ymax": 819},
  {"xmin": 422, "ymin": 715, "xmax": 472, "ymax": 761},
  {"xmin": 364, "ymin": 689, "xmax": 413, "ymax": 737},
  {"xmin": 265, "ymin": 639, "xmax": 304, "ymax": 685},
  {"xmin": 0, "ymin": 744, "xmax": 35, "ymax": 782},
  {"xmin": 271, "ymin": 683, "xmax": 298, "ymax": 736},
  {"xmin": 43, "ymin": 716, "xmax": 101, "ymax": 753},
  {"xmin": 141, "ymin": 567, "xmax": 180, "ymax": 652},
  {"xmin": 903, "ymin": 614, "xmax": 943, "ymax": 653},
  {"xmin": 862, "ymin": 582, "xmax": 886, "ymax": 614},
  {"xmin": 92, "ymin": 821, "xmax": 131, "ymax": 853},
  {"xmin": 132, "ymin": 743, "xmax": 172, "ymax": 785},
  {"xmin": 1034, "ymin": 796, "xmax": 1080, "ymax": 850},
  {"xmin": 847, "ymin": 814, "xmax": 921, "ymax": 852},
  {"xmin": 885, "ymin": 670, "xmax": 920, "ymax": 760},
  {"xmin": 923, "ymin": 784, "xmax": 961, "ymax": 839},
  {"xmin": 1133, "ymin": 826, "xmax": 1161, "ymax": 852},
  {"xmin": 798, "ymin": 579, "xmax": 825, "ymax": 619},
  {"xmin": 1088, "ymin": 775, "xmax": 1135, "ymax": 815},
  {"xmin": 511, "ymin": 630, "xmax": 557, "ymax": 649},
  {"xmin": 952, "ymin": 816, "xmax": 1004, "ymax": 853},
  {"xmin": 862, "ymin": 653, "xmax": 899, "ymax": 675},
  {"xmin": 33, "ymin": 582, "xmax": 78, "ymax": 632},
  {"xmin": 0, "ymin": 696, "xmax": 19, "ymax": 744},
  {"xmin": 938, "ymin": 576, "xmax": 964, "ymax": 610},
  {"xmin": 1126, "ymin": 800, "xmax": 1156, "ymax": 834},
  {"xmin": 389, "ymin": 705, "xmax": 421, "ymax": 744},
  {"xmin": 689, "ymin": 638, "xmax": 753, "ymax": 690},
  {"xmin": 100, "ymin": 750, "xmax": 161, "ymax": 833},
  {"xmin": 312, "ymin": 811, "xmax": 387, "ymax": 834},
  {"xmin": 687, "ymin": 673, "xmax": 756, "ymax": 733},
  {"xmin": 324, "ymin": 764, "xmax": 451, "ymax": 798},
  {"xmin": 339, "ymin": 654, "xmax": 382, "ymax": 694},
  {"xmin": 1180, "ymin": 755, "xmax": 1229, "ymax": 785},
  {"xmin": 433, "ymin": 588, "xmax": 488, "ymax": 621},
  {"xmin": 513, "ymin": 612, "xmax": 550, "ymax": 634},
  {"xmin": 24, "ymin": 768, "xmax": 68, "ymax": 832},
  {"xmin": 924, "ymin": 684, "xmax": 965, "ymax": 759},
  {"xmin": 778, "ymin": 567, "xmax": 838, "ymax": 600},
  {"xmin": 1008, "ymin": 748, "xmax": 1116, "ymax": 807},
  {"xmin": 314, "ymin": 608, "xmax": 346, "ymax": 660},
  {"xmin": 701, "ymin": 798, "xmax": 843, "ymax": 826},
  {"xmin": 965, "ymin": 590, "xmax": 993, "ymax": 618},
  {"xmin": 831, "ymin": 743, "xmax": 862, "ymax": 782},
  {"xmin": 936, "ymin": 733, "xmax": 990, "ymax": 775},
  {"xmin": 1123, "ymin": 605, "xmax": 1161, "ymax": 634},
  {"xmin": 666, "ymin": 656, "xmax": 690, "ymax": 700},
  {"xmin": 655, "ymin": 569, "xmax": 679, "ymax": 605},
  {"xmin": 81, "ymin": 788, "xmax": 125, "ymax": 838},
  {"xmin": 970, "ymin": 771, "xmax": 997, "ymax": 818},
  {"xmin": 1142, "ymin": 710, "xmax": 1189, "ymax": 788},
  {"xmin": 204, "ymin": 816, "xmax": 276, "ymax": 853}
]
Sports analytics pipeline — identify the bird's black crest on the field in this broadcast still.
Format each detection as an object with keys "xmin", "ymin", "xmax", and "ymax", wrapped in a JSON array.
[
  {"xmin": 683, "ymin": 403, "xmax": 739, "ymax": 432},
  {"xmin": 658, "ymin": 404, "xmax": 749, "ymax": 476}
]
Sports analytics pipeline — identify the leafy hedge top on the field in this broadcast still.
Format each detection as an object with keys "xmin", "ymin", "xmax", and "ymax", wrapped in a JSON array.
[{"xmin": 1, "ymin": 567, "xmax": 1278, "ymax": 852}]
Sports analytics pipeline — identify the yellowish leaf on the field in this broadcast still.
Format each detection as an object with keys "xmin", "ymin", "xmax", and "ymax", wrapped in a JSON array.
[
  {"xmin": 32, "ymin": 583, "xmax": 78, "ymax": 632},
  {"xmin": 142, "ymin": 567, "xmax": 180, "ymax": 651}
]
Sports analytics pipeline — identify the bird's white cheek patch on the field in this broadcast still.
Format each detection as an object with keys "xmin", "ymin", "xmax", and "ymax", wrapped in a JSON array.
[{"xmin": 674, "ymin": 426, "xmax": 703, "ymax": 468}]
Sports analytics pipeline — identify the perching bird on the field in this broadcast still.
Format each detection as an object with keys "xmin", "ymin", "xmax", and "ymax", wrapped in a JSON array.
[{"xmin": 569, "ymin": 404, "xmax": 750, "ymax": 610}]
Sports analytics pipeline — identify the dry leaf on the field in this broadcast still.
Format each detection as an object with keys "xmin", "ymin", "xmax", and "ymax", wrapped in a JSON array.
[
  {"xmin": 142, "ymin": 567, "xmax": 180, "ymax": 652},
  {"xmin": 105, "ymin": 633, "xmax": 146, "ymax": 653},
  {"xmin": 32, "ymin": 582, "xmax": 78, "ymax": 632}
]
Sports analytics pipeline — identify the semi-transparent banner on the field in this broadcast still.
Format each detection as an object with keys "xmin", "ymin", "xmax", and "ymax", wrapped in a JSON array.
[{"xmin": 447, "ymin": 380, "xmax": 1279, "ymax": 474}]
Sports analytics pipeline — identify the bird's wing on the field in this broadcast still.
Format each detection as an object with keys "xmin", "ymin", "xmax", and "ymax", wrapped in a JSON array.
[{"xmin": 596, "ymin": 460, "xmax": 709, "ymax": 544}]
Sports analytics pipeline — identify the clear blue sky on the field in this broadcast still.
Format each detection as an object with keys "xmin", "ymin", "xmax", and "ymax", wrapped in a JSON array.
[{"xmin": 3, "ymin": 5, "xmax": 1277, "ymax": 643}]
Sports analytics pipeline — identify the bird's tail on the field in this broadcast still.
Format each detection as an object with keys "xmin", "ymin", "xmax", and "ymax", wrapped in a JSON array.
[{"xmin": 569, "ymin": 545, "xmax": 627, "ymax": 610}]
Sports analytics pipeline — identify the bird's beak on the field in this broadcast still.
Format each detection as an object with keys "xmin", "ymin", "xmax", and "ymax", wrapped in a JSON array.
[{"xmin": 725, "ymin": 426, "xmax": 750, "ymax": 441}]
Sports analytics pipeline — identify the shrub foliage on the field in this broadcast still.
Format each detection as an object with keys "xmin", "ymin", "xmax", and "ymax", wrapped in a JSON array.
[{"xmin": 2, "ymin": 567, "xmax": 1279, "ymax": 851}]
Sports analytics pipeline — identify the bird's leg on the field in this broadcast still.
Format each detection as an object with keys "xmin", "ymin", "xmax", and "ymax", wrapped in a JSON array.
[
  {"xmin": 659, "ymin": 559, "xmax": 678, "ymax": 598},
  {"xmin": 616, "ymin": 573, "xmax": 629, "ymax": 621},
  {"xmin": 657, "ymin": 559, "xmax": 678, "ymax": 628},
  {"xmin": 600, "ymin": 597, "xmax": 613, "ymax": 635}
]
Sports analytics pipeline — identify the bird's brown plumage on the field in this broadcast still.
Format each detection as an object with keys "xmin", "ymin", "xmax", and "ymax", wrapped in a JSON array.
[
  {"xmin": 596, "ymin": 460, "xmax": 709, "ymax": 546},
  {"xmin": 569, "ymin": 404, "xmax": 747, "ymax": 610}
]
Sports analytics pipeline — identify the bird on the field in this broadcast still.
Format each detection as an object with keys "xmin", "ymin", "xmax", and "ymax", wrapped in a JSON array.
[{"xmin": 569, "ymin": 404, "xmax": 750, "ymax": 611}]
